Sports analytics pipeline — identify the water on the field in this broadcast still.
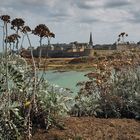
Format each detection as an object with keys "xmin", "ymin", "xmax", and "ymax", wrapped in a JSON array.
[{"xmin": 42, "ymin": 70, "xmax": 89, "ymax": 94}]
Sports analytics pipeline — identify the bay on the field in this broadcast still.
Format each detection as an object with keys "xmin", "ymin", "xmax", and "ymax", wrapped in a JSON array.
[{"xmin": 42, "ymin": 70, "xmax": 89, "ymax": 94}]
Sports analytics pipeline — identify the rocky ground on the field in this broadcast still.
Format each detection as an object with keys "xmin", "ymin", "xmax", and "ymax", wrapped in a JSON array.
[{"xmin": 32, "ymin": 117, "xmax": 140, "ymax": 140}]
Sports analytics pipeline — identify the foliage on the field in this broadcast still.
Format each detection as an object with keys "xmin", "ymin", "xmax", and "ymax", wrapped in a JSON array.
[
  {"xmin": 35, "ymin": 81, "xmax": 72, "ymax": 129},
  {"xmin": 0, "ymin": 14, "xmax": 67, "ymax": 140},
  {"xmin": 72, "ymin": 51, "xmax": 140, "ymax": 119}
]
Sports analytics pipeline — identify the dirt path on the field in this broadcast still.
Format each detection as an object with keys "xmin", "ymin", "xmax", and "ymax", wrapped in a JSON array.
[{"xmin": 32, "ymin": 117, "xmax": 140, "ymax": 140}]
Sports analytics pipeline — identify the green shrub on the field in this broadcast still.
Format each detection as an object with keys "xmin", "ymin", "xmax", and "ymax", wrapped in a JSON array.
[{"xmin": 72, "ymin": 67, "xmax": 140, "ymax": 119}]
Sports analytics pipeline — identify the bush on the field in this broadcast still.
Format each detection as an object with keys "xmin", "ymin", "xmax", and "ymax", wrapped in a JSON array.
[{"xmin": 72, "ymin": 62, "xmax": 140, "ymax": 119}]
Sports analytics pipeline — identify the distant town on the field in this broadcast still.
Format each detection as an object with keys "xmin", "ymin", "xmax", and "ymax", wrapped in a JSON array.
[{"xmin": 21, "ymin": 32, "xmax": 140, "ymax": 58}]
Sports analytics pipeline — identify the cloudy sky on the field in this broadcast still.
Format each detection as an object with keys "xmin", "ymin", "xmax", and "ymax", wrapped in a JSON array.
[{"xmin": 0, "ymin": 0, "xmax": 140, "ymax": 47}]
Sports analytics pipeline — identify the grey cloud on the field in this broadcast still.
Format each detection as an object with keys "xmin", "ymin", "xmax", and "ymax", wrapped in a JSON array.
[
  {"xmin": 79, "ymin": 18, "xmax": 99, "ymax": 24},
  {"xmin": 0, "ymin": 1, "xmax": 47, "ymax": 16},
  {"xmin": 104, "ymin": 0, "xmax": 132, "ymax": 8},
  {"xmin": 128, "ymin": 10, "xmax": 140, "ymax": 23},
  {"xmin": 50, "ymin": 12, "xmax": 70, "ymax": 18},
  {"xmin": 74, "ymin": 1, "xmax": 94, "ymax": 9},
  {"xmin": 74, "ymin": 0, "xmax": 131, "ymax": 10},
  {"xmin": 0, "ymin": 0, "xmax": 140, "ymax": 45},
  {"xmin": 0, "ymin": 0, "xmax": 73, "ymax": 23},
  {"xmin": 0, "ymin": 0, "xmax": 137, "ymax": 25},
  {"xmin": 74, "ymin": 0, "xmax": 102, "ymax": 10}
]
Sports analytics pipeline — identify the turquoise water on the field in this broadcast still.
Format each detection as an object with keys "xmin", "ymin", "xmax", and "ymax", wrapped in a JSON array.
[{"xmin": 43, "ymin": 71, "xmax": 89, "ymax": 93}]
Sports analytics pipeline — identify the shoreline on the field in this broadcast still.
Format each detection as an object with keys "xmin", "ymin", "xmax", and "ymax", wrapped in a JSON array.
[{"xmin": 26, "ymin": 57, "xmax": 95, "ymax": 71}]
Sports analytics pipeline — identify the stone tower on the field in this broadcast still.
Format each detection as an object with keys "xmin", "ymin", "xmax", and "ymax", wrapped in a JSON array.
[{"xmin": 89, "ymin": 32, "xmax": 93, "ymax": 49}]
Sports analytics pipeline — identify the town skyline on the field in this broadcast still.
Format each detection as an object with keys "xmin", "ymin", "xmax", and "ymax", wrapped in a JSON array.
[{"xmin": 0, "ymin": 0, "xmax": 140, "ymax": 48}]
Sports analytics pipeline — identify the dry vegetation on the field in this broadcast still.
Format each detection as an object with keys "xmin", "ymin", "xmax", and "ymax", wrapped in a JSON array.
[
  {"xmin": 0, "ymin": 15, "xmax": 70, "ymax": 140},
  {"xmin": 33, "ymin": 47, "xmax": 140, "ymax": 140},
  {"xmin": 0, "ymin": 14, "xmax": 140, "ymax": 140},
  {"xmin": 33, "ymin": 117, "xmax": 140, "ymax": 140}
]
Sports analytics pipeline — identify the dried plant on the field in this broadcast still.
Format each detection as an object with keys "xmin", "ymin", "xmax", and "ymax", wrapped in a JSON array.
[
  {"xmin": 11, "ymin": 18, "xmax": 25, "ymax": 50},
  {"xmin": 46, "ymin": 32, "xmax": 55, "ymax": 45},
  {"xmin": 11, "ymin": 18, "xmax": 25, "ymax": 30},
  {"xmin": 22, "ymin": 26, "xmax": 31, "ymax": 33},
  {"xmin": 33, "ymin": 24, "xmax": 50, "ymax": 38},
  {"xmin": 0, "ymin": 15, "xmax": 69, "ymax": 140},
  {"xmin": 32, "ymin": 24, "xmax": 55, "ymax": 69},
  {"xmin": 72, "ymin": 50, "xmax": 140, "ymax": 119},
  {"xmin": 5, "ymin": 34, "xmax": 20, "ymax": 51},
  {"xmin": 118, "ymin": 32, "xmax": 128, "ymax": 43},
  {"xmin": 32, "ymin": 24, "xmax": 50, "ymax": 67},
  {"xmin": 0, "ymin": 15, "xmax": 10, "ymax": 23}
]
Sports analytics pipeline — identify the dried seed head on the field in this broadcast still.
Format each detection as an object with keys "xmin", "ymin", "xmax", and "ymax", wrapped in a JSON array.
[
  {"xmin": 33, "ymin": 24, "xmax": 50, "ymax": 37},
  {"xmin": 49, "ymin": 32, "xmax": 55, "ymax": 38},
  {"xmin": 11, "ymin": 18, "xmax": 25, "ymax": 29},
  {"xmin": 0, "ymin": 15, "xmax": 10, "ymax": 23},
  {"xmin": 22, "ymin": 26, "xmax": 31, "ymax": 33},
  {"xmin": 5, "ymin": 34, "xmax": 20, "ymax": 43}
]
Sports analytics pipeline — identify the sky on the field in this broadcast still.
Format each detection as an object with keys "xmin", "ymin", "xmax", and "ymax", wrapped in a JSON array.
[{"xmin": 0, "ymin": 0, "xmax": 140, "ymax": 48}]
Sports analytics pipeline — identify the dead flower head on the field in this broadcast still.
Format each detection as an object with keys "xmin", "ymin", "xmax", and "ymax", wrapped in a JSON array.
[
  {"xmin": 22, "ymin": 26, "xmax": 31, "ymax": 33},
  {"xmin": 48, "ymin": 32, "xmax": 55, "ymax": 38},
  {"xmin": 5, "ymin": 34, "xmax": 20, "ymax": 43},
  {"xmin": 11, "ymin": 18, "xmax": 25, "ymax": 30},
  {"xmin": 32, "ymin": 24, "xmax": 50, "ymax": 38},
  {"xmin": 0, "ymin": 15, "xmax": 10, "ymax": 23}
]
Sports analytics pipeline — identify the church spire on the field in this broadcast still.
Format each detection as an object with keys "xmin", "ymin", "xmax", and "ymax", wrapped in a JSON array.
[{"xmin": 89, "ymin": 32, "xmax": 93, "ymax": 48}]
